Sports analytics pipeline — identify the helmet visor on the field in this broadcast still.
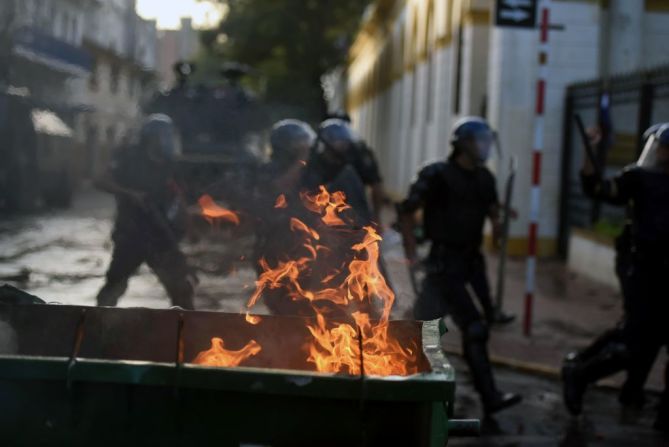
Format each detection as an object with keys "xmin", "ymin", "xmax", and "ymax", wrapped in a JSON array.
[
  {"xmin": 638, "ymin": 134, "xmax": 658, "ymax": 168},
  {"xmin": 472, "ymin": 131, "xmax": 495, "ymax": 164}
]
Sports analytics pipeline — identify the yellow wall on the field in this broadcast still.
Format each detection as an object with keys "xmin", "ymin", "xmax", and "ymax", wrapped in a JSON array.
[{"xmin": 347, "ymin": 0, "xmax": 491, "ymax": 112}]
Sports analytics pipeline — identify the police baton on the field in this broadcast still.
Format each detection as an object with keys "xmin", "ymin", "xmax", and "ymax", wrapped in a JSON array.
[
  {"xmin": 574, "ymin": 114, "xmax": 602, "ymax": 177},
  {"xmin": 493, "ymin": 151, "xmax": 517, "ymax": 325}
]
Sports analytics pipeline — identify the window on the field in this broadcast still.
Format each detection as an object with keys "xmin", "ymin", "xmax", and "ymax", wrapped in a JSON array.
[
  {"xmin": 127, "ymin": 74, "xmax": 135, "ymax": 98},
  {"xmin": 61, "ymin": 13, "xmax": 68, "ymax": 40},
  {"xmin": 106, "ymin": 126, "xmax": 116, "ymax": 146},
  {"xmin": 89, "ymin": 60, "xmax": 99, "ymax": 91},
  {"xmin": 70, "ymin": 17, "xmax": 78, "ymax": 43},
  {"xmin": 453, "ymin": 25, "xmax": 464, "ymax": 114},
  {"xmin": 110, "ymin": 65, "xmax": 120, "ymax": 94}
]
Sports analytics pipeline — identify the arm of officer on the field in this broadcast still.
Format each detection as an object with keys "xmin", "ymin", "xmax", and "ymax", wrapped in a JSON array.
[
  {"xmin": 93, "ymin": 159, "xmax": 146, "ymax": 206},
  {"xmin": 398, "ymin": 166, "xmax": 433, "ymax": 263},
  {"xmin": 486, "ymin": 170, "xmax": 504, "ymax": 249},
  {"xmin": 581, "ymin": 165, "xmax": 635, "ymax": 206},
  {"xmin": 579, "ymin": 127, "xmax": 635, "ymax": 206},
  {"xmin": 488, "ymin": 203, "xmax": 503, "ymax": 249},
  {"xmin": 356, "ymin": 145, "xmax": 386, "ymax": 224}
]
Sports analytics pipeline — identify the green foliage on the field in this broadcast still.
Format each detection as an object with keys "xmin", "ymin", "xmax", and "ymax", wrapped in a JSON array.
[
  {"xmin": 201, "ymin": 0, "xmax": 371, "ymax": 122},
  {"xmin": 593, "ymin": 218, "xmax": 624, "ymax": 240}
]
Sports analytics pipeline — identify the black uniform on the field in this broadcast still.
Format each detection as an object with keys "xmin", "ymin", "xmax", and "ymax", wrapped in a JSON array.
[
  {"xmin": 401, "ymin": 161, "xmax": 498, "ymax": 322},
  {"xmin": 582, "ymin": 166, "xmax": 669, "ymax": 406},
  {"xmin": 352, "ymin": 142, "xmax": 383, "ymax": 187},
  {"xmin": 400, "ymin": 160, "xmax": 504, "ymax": 408},
  {"xmin": 301, "ymin": 153, "xmax": 373, "ymax": 226},
  {"xmin": 250, "ymin": 158, "xmax": 374, "ymax": 318},
  {"xmin": 96, "ymin": 146, "xmax": 194, "ymax": 309}
]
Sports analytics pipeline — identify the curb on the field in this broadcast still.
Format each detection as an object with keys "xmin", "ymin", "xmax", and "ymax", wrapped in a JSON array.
[
  {"xmin": 440, "ymin": 345, "xmax": 560, "ymax": 379},
  {"xmin": 440, "ymin": 345, "xmax": 663, "ymax": 395}
]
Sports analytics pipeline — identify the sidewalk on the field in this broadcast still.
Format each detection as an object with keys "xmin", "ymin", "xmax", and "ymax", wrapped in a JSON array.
[{"xmin": 382, "ymin": 230, "xmax": 667, "ymax": 392}]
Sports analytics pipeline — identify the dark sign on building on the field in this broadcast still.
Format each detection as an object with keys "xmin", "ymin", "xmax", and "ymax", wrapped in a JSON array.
[{"xmin": 495, "ymin": 0, "xmax": 538, "ymax": 29}]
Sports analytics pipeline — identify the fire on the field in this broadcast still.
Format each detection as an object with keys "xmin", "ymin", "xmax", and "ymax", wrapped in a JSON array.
[
  {"xmin": 303, "ymin": 225, "xmax": 417, "ymax": 376},
  {"xmin": 198, "ymin": 194, "xmax": 240, "ymax": 225},
  {"xmin": 245, "ymin": 312, "xmax": 262, "ymax": 325},
  {"xmin": 193, "ymin": 185, "xmax": 418, "ymax": 377},
  {"xmin": 275, "ymin": 194, "xmax": 288, "ymax": 209},
  {"xmin": 290, "ymin": 218, "xmax": 320, "ymax": 241},
  {"xmin": 300, "ymin": 186, "xmax": 350, "ymax": 227},
  {"xmin": 193, "ymin": 337, "xmax": 261, "ymax": 367},
  {"xmin": 307, "ymin": 312, "xmax": 417, "ymax": 376},
  {"xmin": 246, "ymin": 186, "xmax": 419, "ymax": 377}
]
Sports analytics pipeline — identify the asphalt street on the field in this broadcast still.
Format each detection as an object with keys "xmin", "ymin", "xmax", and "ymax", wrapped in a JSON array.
[{"xmin": 1, "ymin": 189, "xmax": 667, "ymax": 446}]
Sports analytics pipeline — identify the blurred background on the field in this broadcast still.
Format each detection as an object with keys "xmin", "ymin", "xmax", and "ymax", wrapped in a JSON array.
[{"xmin": 2, "ymin": 1, "xmax": 669, "ymax": 444}]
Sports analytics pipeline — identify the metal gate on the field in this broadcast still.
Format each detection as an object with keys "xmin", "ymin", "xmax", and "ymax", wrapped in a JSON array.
[{"xmin": 558, "ymin": 65, "xmax": 669, "ymax": 257}]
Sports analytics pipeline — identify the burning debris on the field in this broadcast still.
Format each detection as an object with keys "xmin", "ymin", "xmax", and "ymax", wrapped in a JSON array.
[
  {"xmin": 193, "ymin": 186, "xmax": 418, "ymax": 377},
  {"xmin": 274, "ymin": 194, "xmax": 288, "ymax": 209},
  {"xmin": 193, "ymin": 337, "xmax": 261, "ymax": 367},
  {"xmin": 197, "ymin": 194, "xmax": 240, "ymax": 226}
]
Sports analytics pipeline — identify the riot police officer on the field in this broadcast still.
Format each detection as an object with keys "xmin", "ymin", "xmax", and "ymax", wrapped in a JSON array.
[
  {"xmin": 327, "ymin": 111, "xmax": 387, "ymax": 224},
  {"xmin": 398, "ymin": 117, "xmax": 521, "ymax": 416},
  {"xmin": 561, "ymin": 124, "xmax": 659, "ymax": 416},
  {"xmin": 301, "ymin": 118, "xmax": 373, "ymax": 225},
  {"xmin": 95, "ymin": 114, "xmax": 195, "ymax": 309},
  {"xmin": 252, "ymin": 119, "xmax": 318, "ymax": 316},
  {"xmin": 563, "ymin": 123, "xmax": 669, "ymax": 429}
]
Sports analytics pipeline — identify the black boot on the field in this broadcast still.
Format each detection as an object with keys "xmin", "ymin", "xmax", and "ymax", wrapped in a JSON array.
[
  {"xmin": 562, "ymin": 341, "xmax": 628, "ymax": 416},
  {"xmin": 463, "ymin": 335, "xmax": 521, "ymax": 415},
  {"xmin": 654, "ymin": 362, "xmax": 669, "ymax": 433},
  {"xmin": 654, "ymin": 402, "xmax": 669, "ymax": 433}
]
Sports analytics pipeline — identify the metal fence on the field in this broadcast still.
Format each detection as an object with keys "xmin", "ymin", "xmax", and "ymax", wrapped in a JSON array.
[{"xmin": 558, "ymin": 64, "xmax": 669, "ymax": 257}]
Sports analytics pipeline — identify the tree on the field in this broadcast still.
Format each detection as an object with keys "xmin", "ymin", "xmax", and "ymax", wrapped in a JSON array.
[{"xmin": 203, "ymin": 0, "xmax": 371, "ymax": 123}]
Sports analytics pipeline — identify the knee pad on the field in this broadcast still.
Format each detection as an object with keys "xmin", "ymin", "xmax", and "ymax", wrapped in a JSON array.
[
  {"xmin": 464, "ymin": 321, "xmax": 489, "ymax": 343},
  {"xmin": 603, "ymin": 341, "xmax": 630, "ymax": 363}
]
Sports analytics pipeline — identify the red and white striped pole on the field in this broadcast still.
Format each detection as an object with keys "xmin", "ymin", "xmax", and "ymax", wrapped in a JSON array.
[{"xmin": 523, "ymin": 0, "xmax": 551, "ymax": 337}]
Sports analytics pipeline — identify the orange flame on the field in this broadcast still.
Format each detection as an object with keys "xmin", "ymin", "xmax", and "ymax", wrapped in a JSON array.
[
  {"xmin": 198, "ymin": 195, "xmax": 240, "ymax": 225},
  {"xmin": 275, "ymin": 194, "xmax": 288, "ymax": 209},
  {"xmin": 245, "ymin": 313, "xmax": 262, "ymax": 325},
  {"xmin": 290, "ymin": 217, "xmax": 320, "ymax": 240},
  {"xmin": 300, "ymin": 186, "xmax": 351, "ymax": 227},
  {"xmin": 307, "ymin": 312, "xmax": 418, "ymax": 376},
  {"xmin": 192, "ymin": 337, "xmax": 261, "ymax": 367},
  {"xmin": 245, "ymin": 185, "xmax": 418, "ymax": 377}
]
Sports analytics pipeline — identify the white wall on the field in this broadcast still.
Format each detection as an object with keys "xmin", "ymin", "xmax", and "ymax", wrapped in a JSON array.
[
  {"xmin": 643, "ymin": 12, "xmax": 669, "ymax": 69},
  {"xmin": 346, "ymin": 1, "xmax": 669, "ymax": 254},
  {"xmin": 488, "ymin": 1, "xmax": 601, "ymax": 246}
]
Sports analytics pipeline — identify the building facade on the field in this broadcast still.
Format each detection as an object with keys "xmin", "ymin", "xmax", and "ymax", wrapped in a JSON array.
[
  {"xmin": 344, "ymin": 0, "xmax": 669, "ymax": 258},
  {"xmin": 76, "ymin": 0, "xmax": 159, "ymax": 176},
  {"xmin": 2, "ymin": 0, "xmax": 93, "ymax": 113},
  {"xmin": 1, "ymin": 0, "xmax": 159, "ymax": 179},
  {"xmin": 156, "ymin": 18, "xmax": 201, "ymax": 91}
]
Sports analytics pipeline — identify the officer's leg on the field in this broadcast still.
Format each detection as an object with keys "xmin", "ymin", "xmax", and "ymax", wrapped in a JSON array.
[
  {"xmin": 413, "ymin": 272, "xmax": 448, "ymax": 321},
  {"xmin": 561, "ymin": 325, "xmax": 628, "ymax": 416},
  {"xmin": 377, "ymin": 254, "xmax": 395, "ymax": 295},
  {"xmin": 96, "ymin": 237, "xmax": 145, "ymax": 307},
  {"xmin": 445, "ymin": 276, "xmax": 521, "ymax": 415},
  {"xmin": 620, "ymin": 328, "xmax": 662, "ymax": 408},
  {"xmin": 147, "ymin": 241, "xmax": 195, "ymax": 310},
  {"xmin": 619, "ymin": 267, "xmax": 664, "ymax": 408},
  {"xmin": 654, "ymin": 357, "xmax": 669, "ymax": 432},
  {"xmin": 468, "ymin": 254, "xmax": 495, "ymax": 322},
  {"xmin": 569, "ymin": 325, "xmax": 625, "ymax": 364}
]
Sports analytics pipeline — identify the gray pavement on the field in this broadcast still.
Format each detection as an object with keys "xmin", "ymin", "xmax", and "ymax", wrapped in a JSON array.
[
  {"xmin": 1, "ymin": 188, "xmax": 668, "ymax": 445},
  {"xmin": 450, "ymin": 356, "xmax": 667, "ymax": 446}
]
